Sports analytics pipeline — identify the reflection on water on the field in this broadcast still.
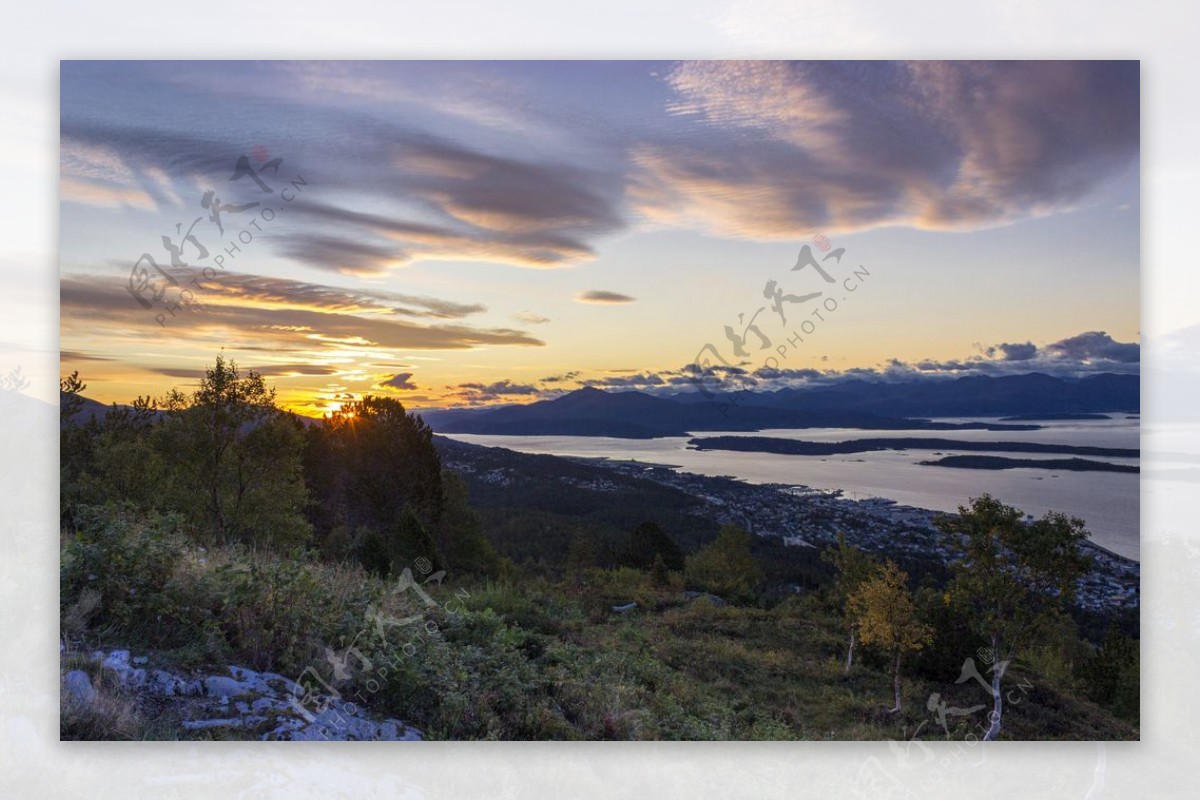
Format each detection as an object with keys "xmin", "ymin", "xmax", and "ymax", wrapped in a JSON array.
[{"xmin": 446, "ymin": 418, "xmax": 1141, "ymax": 561}]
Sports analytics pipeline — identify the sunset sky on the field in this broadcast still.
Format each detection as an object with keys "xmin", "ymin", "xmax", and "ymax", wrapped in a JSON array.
[{"xmin": 59, "ymin": 60, "xmax": 1140, "ymax": 416}]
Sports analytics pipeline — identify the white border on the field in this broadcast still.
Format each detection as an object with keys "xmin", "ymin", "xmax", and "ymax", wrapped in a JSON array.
[{"xmin": 5, "ymin": 1, "xmax": 1198, "ymax": 797}]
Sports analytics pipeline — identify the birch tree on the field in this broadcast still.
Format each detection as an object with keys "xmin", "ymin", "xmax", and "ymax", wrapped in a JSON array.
[
  {"xmin": 937, "ymin": 494, "xmax": 1091, "ymax": 740},
  {"xmin": 848, "ymin": 560, "xmax": 932, "ymax": 713}
]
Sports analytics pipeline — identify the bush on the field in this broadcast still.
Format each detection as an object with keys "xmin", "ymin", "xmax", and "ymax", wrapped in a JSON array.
[
  {"xmin": 61, "ymin": 504, "xmax": 185, "ymax": 633},
  {"xmin": 197, "ymin": 551, "xmax": 370, "ymax": 675},
  {"xmin": 685, "ymin": 525, "xmax": 763, "ymax": 602}
]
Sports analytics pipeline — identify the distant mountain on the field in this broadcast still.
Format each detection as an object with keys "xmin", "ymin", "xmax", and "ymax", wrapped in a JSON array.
[
  {"xmin": 422, "ymin": 373, "xmax": 1138, "ymax": 439},
  {"xmin": 746, "ymin": 373, "xmax": 1138, "ymax": 418},
  {"xmin": 422, "ymin": 384, "xmax": 1045, "ymax": 439},
  {"xmin": 59, "ymin": 391, "xmax": 113, "ymax": 425}
]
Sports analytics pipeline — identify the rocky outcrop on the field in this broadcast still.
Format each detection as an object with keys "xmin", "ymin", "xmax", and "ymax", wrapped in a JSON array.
[{"xmin": 68, "ymin": 649, "xmax": 421, "ymax": 741}]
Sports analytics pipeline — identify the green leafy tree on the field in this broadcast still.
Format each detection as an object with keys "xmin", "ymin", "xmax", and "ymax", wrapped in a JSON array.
[
  {"xmin": 619, "ymin": 521, "xmax": 685, "ymax": 572},
  {"xmin": 650, "ymin": 552, "xmax": 670, "ymax": 588},
  {"xmin": 80, "ymin": 399, "xmax": 165, "ymax": 512},
  {"xmin": 59, "ymin": 371, "xmax": 86, "ymax": 423},
  {"xmin": 1079, "ymin": 624, "xmax": 1140, "ymax": 722},
  {"xmin": 564, "ymin": 533, "xmax": 597, "ymax": 589},
  {"xmin": 821, "ymin": 533, "xmax": 879, "ymax": 674},
  {"xmin": 847, "ymin": 560, "xmax": 932, "ymax": 713},
  {"xmin": 158, "ymin": 355, "xmax": 311, "ymax": 547},
  {"xmin": 59, "ymin": 372, "xmax": 98, "ymax": 526},
  {"xmin": 685, "ymin": 524, "xmax": 763, "ymax": 601},
  {"xmin": 394, "ymin": 504, "xmax": 443, "ymax": 573},
  {"xmin": 358, "ymin": 526, "xmax": 392, "ymax": 578},
  {"xmin": 305, "ymin": 395, "xmax": 443, "ymax": 541},
  {"xmin": 436, "ymin": 472, "xmax": 501, "ymax": 577},
  {"xmin": 937, "ymin": 494, "xmax": 1092, "ymax": 740}
]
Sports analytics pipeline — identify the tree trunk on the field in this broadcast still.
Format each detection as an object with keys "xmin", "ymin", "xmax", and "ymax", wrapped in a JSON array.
[
  {"xmin": 888, "ymin": 651, "xmax": 902, "ymax": 714},
  {"xmin": 844, "ymin": 629, "xmax": 856, "ymax": 675},
  {"xmin": 983, "ymin": 634, "xmax": 1004, "ymax": 741}
]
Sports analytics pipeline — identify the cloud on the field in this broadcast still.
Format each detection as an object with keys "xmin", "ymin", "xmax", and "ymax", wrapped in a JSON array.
[
  {"xmin": 986, "ymin": 341, "xmax": 1038, "ymax": 361},
  {"xmin": 620, "ymin": 330, "xmax": 1143, "ymax": 399},
  {"xmin": 401, "ymin": 136, "xmax": 624, "ymax": 236},
  {"xmin": 60, "ymin": 112, "xmax": 627, "ymax": 272},
  {"xmin": 60, "ymin": 350, "xmax": 114, "ymax": 363},
  {"xmin": 379, "ymin": 372, "xmax": 418, "ymax": 391},
  {"xmin": 287, "ymin": 198, "xmax": 607, "ymax": 271},
  {"xmin": 514, "ymin": 310, "xmax": 550, "ymax": 324},
  {"xmin": 1044, "ymin": 331, "xmax": 1139, "ymax": 364},
  {"xmin": 279, "ymin": 234, "xmax": 409, "ymax": 277},
  {"xmin": 575, "ymin": 290, "xmax": 636, "ymax": 305},
  {"xmin": 452, "ymin": 379, "xmax": 543, "ymax": 404},
  {"xmin": 753, "ymin": 366, "xmax": 824, "ymax": 381},
  {"xmin": 582, "ymin": 372, "xmax": 666, "ymax": 389},
  {"xmin": 633, "ymin": 61, "xmax": 1138, "ymax": 238},
  {"xmin": 539, "ymin": 371, "xmax": 581, "ymax": 383},
  {"xmin": 60, "ymin": 271, "xmax": 544, "ymax": 355},
  {"xmin": 250, "ymin": 363, "xmax": 340, "ymax": 377},
  {"xmin": 113, "ymin": 269, "xmax": 487, "ymax": 320}
]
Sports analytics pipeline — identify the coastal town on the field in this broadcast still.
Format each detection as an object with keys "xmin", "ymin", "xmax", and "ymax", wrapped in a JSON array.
[
  {"xmin": 570, "ymin": 458, "xmax": 1141, "ymax": 614},
  {"xmin": 438, "ymin": 434, "xmax": 1139, "ymax": 615}
]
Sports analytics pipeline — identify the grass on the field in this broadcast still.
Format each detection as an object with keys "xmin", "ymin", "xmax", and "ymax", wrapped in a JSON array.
[{"xmin": 60, "ymin": 507, "xmax": 1138, "ymax": 741}]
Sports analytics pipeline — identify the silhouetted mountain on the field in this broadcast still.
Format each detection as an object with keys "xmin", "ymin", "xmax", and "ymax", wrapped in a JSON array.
[
  {"xmin": 59, "ymin": 391, "xmax": 113, "ymax": 425},
  {"xmin": 751, "ymin": 373, "xmax": 1138, "ymax": 418},
  {"xmin": 422, "ymin": 384, "xmax": 1043, "ymax": 439}
]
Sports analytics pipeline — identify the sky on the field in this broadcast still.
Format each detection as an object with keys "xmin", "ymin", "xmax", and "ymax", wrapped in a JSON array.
[{"xmin": 58, "ymin": 60, "xmax": 1140, "ymax": 416}]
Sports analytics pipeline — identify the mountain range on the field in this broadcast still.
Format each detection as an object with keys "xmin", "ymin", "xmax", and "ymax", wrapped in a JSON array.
[{"xmin": 420, "ymin": 373, "xmax": 1138, "ymax": 439}]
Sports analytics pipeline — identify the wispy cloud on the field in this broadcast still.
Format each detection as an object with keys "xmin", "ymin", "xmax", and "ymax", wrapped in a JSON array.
[
  {"xmin": 60, "ymin": 271, "xmax": 543, "ymax": 355},
  {"xmin": 633, "ymin": 61, "xmax": 1138, "ymax": 238},
  {"xmin": 514, "ymin": 310, "xmax": 550, "ymax": 324},
  {"xmin": 575, "ymin": 290, "xmax": 636, "ymax": 305},
  {"xmin": 60, "ymin": 110, "xmax": 627, "ymax": 272}
]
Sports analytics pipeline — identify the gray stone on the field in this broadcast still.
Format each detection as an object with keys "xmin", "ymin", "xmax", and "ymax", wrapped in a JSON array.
[
  {"xmin": 182, "ymin": 716, "xmax": 267, "ymax": 731},
  {"xmin": 260, "ymin": 672, "xmax": 303, "ymax": 696},
  {"xmin": 203, "ymin": 675, "xmax": 253, "ymax": 699},
  {"xmin": 76, "ymin": 646, "xmax": 422, "ymax": 741},
  {"xmin": 149, "ymin": 669, "xmax": 181, "ymax": 696},
  {"xmin": 64, "ymin": 670, "xmax": 96, "ymax": 708}
]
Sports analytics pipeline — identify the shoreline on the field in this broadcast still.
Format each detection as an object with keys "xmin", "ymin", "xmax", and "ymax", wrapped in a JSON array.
[{"xmin": 568, "ymin": 454, "xmax": 1140, "ymax": 567}]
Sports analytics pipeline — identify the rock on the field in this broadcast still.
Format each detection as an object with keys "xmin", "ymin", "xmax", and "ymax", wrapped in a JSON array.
[
  {"xmin": 64, "ymin": 670, "xmax": 96, "ymax": 708},
  {"xmin": 99, "ymin": 650, "xmax": 146, "ymax": 686},
  {"xmin": 260, "ymin": 672, "xmax": 303, "ymax": 697},
  {"xmin": 251, "ymin": 696, "xmax": 292, "ymax": 714},
  {"xmin": 611, "ymin": 602, "xmax": 638, "ymax": 613},
  {"xmin": 72, "ymin": 646, "xmax": 422, "ymax": 741},
  {"xmin": 683, "ymin": 591, "xmax": 726, "ymax": 607},
  {"xmin": 267, "ymin": 705, "xmax": 422, "ymax": 741},
  {"xmin": 149, "ymin": 669, "xmax": 184, "ymax": 696},
  {"xmin": 203, "ymin": 675, "xmax": 253, "ymax": 699},
  {"xmin": 107, "ymin": 649, "xmax": 131, "ymax": 664},
  {"xmin": 182, "ymin": 716, "xmax": 268, "ymax": 731}
]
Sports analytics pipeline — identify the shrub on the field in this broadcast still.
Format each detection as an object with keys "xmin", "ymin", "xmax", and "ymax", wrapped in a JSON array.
[
  {"xmin": 684, "ymin": 525, "xmax": 763, "ymax": 602},
  {"xmin": 61, "ymin": 504, "xmax": 185, "ymax": 633}
]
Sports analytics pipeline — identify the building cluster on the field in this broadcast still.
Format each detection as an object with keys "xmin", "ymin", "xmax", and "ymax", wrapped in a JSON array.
[{"xmin": 593, "ymin": 460, "xmax": 1139, "ymax": 613}]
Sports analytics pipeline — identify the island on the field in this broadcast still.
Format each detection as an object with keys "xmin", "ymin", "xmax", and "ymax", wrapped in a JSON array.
[
  {"xmin": 999, "ymin": 413, "xmax": 1113, "ymax": 421},
  {"xmin": 918, "ymin": 455, "xmax": 1139, "ymax": 473},
  {"xmin": 687, "ymin": 435, "xmax": 1139, "ymax": 459}
]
